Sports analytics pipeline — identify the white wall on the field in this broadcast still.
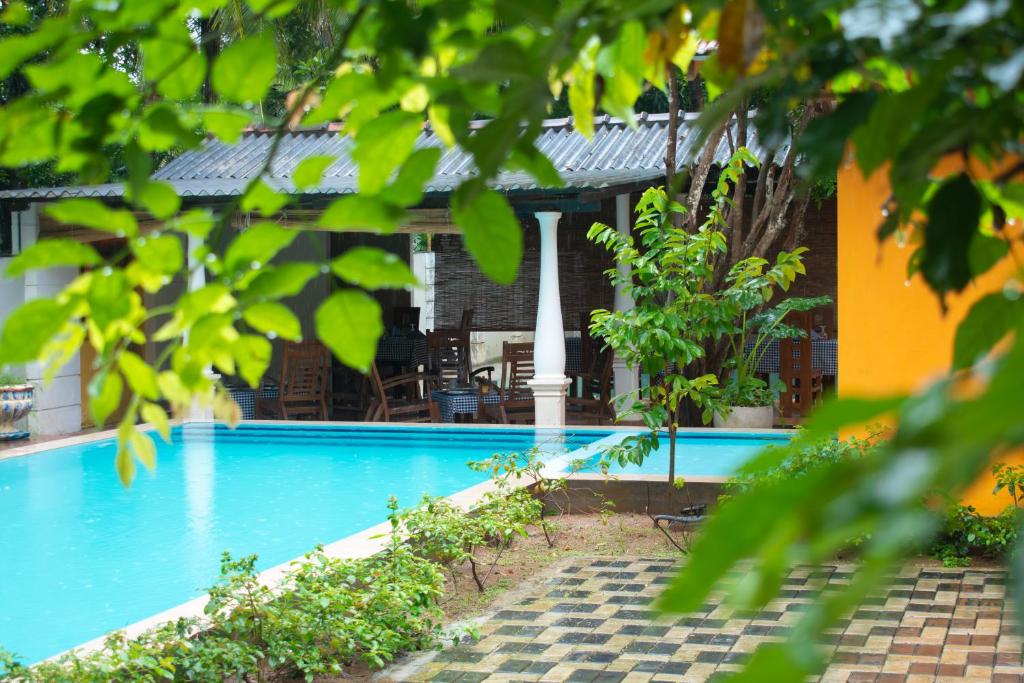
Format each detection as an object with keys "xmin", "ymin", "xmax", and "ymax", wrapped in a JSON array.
[
  {"xmin": 411, "ymin": 251, "xmax": 435, "ymax": 332},
  {"xmin": 1, "ymin": 204, "xmax": 82, "ymax": 436}
]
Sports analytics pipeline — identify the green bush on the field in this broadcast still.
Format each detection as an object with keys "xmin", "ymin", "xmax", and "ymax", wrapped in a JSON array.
[
  {"xmin": 724, "ymin": 435, "xmax": 874, "ymax": 496},
  {"xmin": 398, "ymin": 487, "xmax": 542, "ymax": 593},
  {"xmin": 0, "ymin": 502, "xmax": 445, "ymax": 682},
  {"xmin": 931, "ymin": 504, "xmax": 1019, "ymax": 568}
]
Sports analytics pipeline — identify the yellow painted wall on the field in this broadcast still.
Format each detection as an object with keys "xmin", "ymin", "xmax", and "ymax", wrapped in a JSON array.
[{"xmin": 837, "ymin": 157, "xmax": 1020, "ymax": 514}]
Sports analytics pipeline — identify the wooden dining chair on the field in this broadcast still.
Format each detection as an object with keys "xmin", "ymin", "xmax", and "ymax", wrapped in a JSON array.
[
  {"xmin": 256, "ymin": 340, "xmax": 330, "ymax": 420},
  {"xmin": 481, "ymin": 341, "xmax": 535, "ymax": 424},
  {"xmin": 365, "ymin": 362, "xmax": 439, "ymax": 423},
  {"xmin": 778, "ymin": 311, "xmax": 824, "ymax": 426},
  {"xmin": 566, "ymin": 347, "xmax": 615, "ymax": 425},
  {"xmin": 425, "ymin": 330, "xmax": 493, "ymax": 390}
]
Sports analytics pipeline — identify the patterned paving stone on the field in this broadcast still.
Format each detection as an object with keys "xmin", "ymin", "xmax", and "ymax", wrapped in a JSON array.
[{"xmin": 402, "ymin": 559, "xmax": 1020, "ymax": 682}]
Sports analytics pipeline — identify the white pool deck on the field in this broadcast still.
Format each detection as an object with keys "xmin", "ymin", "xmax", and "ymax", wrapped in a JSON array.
[{"xmin": 3, "ymin": 419, "xmax": 792, "ymax": 662}]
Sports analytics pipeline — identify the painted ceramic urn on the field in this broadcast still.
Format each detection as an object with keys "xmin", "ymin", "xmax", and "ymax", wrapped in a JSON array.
[{"xmin": 0, "ymin": 384, "xmax": 33, "ymax": 441}]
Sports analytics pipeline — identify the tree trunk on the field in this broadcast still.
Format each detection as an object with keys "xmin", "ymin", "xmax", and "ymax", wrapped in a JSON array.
[
  {"xmin": 665, "ymin": 62, "xmax": 680, "ymax": 193},
  {"xmin": 199, "ymin": 16, "xmax": 219, "ymax": 104}
]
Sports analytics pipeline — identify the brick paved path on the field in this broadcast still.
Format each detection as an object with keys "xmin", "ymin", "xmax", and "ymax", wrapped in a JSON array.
[{"xmin": 402, "ymin": 558, "xmax": 1022, "ymax": 683}]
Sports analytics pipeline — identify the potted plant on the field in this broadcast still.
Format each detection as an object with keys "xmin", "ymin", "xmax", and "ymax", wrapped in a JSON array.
[
  {"xmin": 713, "ymin": 288, "xmax": 831, "ymax": 429},
  {"xmin": 0, "ymin": 371, "xmax": 34, "ymax": 441}
]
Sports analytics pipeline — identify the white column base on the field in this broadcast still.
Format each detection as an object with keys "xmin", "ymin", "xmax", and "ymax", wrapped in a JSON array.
[{"xmin": 528, "ymin": 375, "xmax": 571, "ymax": 427}]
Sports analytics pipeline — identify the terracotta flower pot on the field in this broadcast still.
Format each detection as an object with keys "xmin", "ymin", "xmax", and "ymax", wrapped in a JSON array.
[
  {"xmin": 0, "ymin": 384, "xmax": 34, "ymax": 441},
  {"xmin": 712, "ymin": 405, "xmax": 774, "ymax": 429}
]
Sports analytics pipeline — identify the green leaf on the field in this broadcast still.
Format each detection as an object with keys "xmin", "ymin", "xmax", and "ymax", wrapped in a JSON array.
[
  {"xmin": 242, "ymin": 262, "xmax": 320, "ymax": 300},
  {"xmin": 45, "ymin": 199, "xmax": 138, "ymax": 237},
  {"xmin": 132, "ymin": 234, "xmax": 184, "ymax": 275},
  {"xmin": 968, "ymin": 233, "xmax": 1009, "ymax": 279},
  {"xmin": 212, "ymin": 32, "xmax": 277, "ymax": 104},
  {"xmin": 234, "ymin": 334, "xmax": 272, "ymax": 387},
  {"xmin": 142, "ymin": 38, "xmax": 206, "ymax": 99},
  {"xmin": 5, "ymin": 239, "xmax": 101, "ymax": 277},
  {"xmin": 139, "ymin": 105, "xmax": 196, "ymax": 152},
  {"xmin": 318, "ymin": 195, "xmax": 405, "ymax": 233},
  {"xmin": 921, "ymin": 174, "xmax": 983, "ymax": 294},
  {"xmin": 118, "ymin": 350, "xmax": 160, "ymax": 400},
  {"xmin": 451, "ymin": 185, "xmax": 523, "ymax": 284},
  {"xmin": 596, "ymin": 21, "xmax": 645, "ymax": 121},
  {"xmin": 241, "ymin": 179, "xmax": 289, "ymax": 217},
  {"xmin": 568, "ymin": 40, "xmax": 599, "ymax": 138},
  {"xmin": 140, "ymin": 402, "xmax": 171, "ymax": 442},
  {"xmin": 246, "ymin": 0, "xmax": 296, "ymax": 18},
  {"xmin": 799, "ymin": 395, "xmax": 907, "ymax": 442},
  {"xmin": 204, "ymin": 109, "xmax": 254, "ymax": 143},
  {"xmin": 379, "ymin": 147, "xmax": 442, "ymax": 207},
  {"xmin": 315, "ymin": 290, "xmax": 383, "ymax": 372},
  {"xmin": 292, "ymin": 155, "xmax": 336, "ymax": 191},
  {"xmin": 0, "ymin": 299, "xmax": 73, "ymax": 364},
  {"xmin": 129, "ymin": 431, "xmax": 157, "ymax": 472},
  {"xmin": 115, "ymin": 440, "xmax": 135, "ymax": 487},
  {"xmin": 172, "ymin": 208, "xmax": 216, "ymax": 238},
  {"xmin": 132, "ymin": 181, "xmax": 181, "ymax": 220},
  {"xmin": 243, "ymin": 301, "xmax": 302, "ymax": 341},
  {"xmin": 223, "ymin": 222, "xmax": 297, "ymax": 275},
  {"xmin": 351, "ymin": 111, "xmax": 423, "ymax": 194},
  {"xmin": 953, "ymin": 293, "xmax": 1019, "ymax": 370},
  {"xmin": 331, "ymin": 246, "xmax": 418, "ymax": 290},
  {"xmin": 89, "ymin": 370, "xmax": 123, "ymax": 427}
]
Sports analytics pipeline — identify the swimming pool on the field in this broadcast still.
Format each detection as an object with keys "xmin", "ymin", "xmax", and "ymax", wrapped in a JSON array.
[
  {"xmin": 0, "ymin": 423, "xmax": 608, "ymax": 663},
  {"xmin": 0, "ymin": 423, "xmax": 785, "ymax": 663},
  {"xmin": 584, "ymin": 430, "xmax": 793, "ymax": 475}
]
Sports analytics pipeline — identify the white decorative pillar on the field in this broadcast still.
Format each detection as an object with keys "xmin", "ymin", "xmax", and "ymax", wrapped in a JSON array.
[
  {"xmin": 186, "ymin": 234, "xmax": 215, "ymax": 421},
  {"xmin": 612, "ymin": 194, "xmax": 640, "ymax": 406},
  {"xmin": 528, "ymin": 211, "xmax": 571, "ymax": 427}
]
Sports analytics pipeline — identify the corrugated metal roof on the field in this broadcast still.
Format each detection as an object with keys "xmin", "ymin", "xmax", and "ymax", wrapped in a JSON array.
[{"xmin": 0, "ymin": 112, "xmax": 787, "ymax": 200}]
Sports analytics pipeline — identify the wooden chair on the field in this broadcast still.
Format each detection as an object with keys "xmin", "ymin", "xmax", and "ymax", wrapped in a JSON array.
[
  {"xmin": 778, "ymin": 311, "xmax": 824, "ymax": 426},
  {"xmin": 256, "ymin": 340, "xmax": 330, "ymax": 420},
  {"xmin": 481, "ymin": 342, "xmax": 535, "ymax": 424},
  {"xmin": 425, "ymin": 330, "xmax": 493, "ymax": 390},
  {"xmin": 365, "ymin": 362, "xmax": 439, "ymax": 423},
  {"xmin": 566, "ymin": 348, "xmax": 615, "ymax": 425},
  {"xmin": 459, "ymin": 308, "xmax": 474, "ymax": 332},
  {"xmin": 330, "ymin": 363, "xmax": 370, "ymax": 421},
  {"xmin": 392, "ymin": 306, "xmax": 420, "ymax": 332}
]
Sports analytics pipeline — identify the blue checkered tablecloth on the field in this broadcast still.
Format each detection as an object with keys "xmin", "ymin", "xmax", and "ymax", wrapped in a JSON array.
[
  {"xmin": 431, "ymin": 389, "xmax": 502, "ymax": 422},
  {"xmin": 564, "ymin": 337, "xmax": 583, "ymax": 375},
  {"xmin": 377, "ymin": 335, "xmax": 428, "ymax": 369},
  {"xmin": 229, "ymin": 386, "xmax": 280, "ymax": 420},
  {"xmin": 745, "ymin": 338, "xmax": 838, "ymax": 376}
]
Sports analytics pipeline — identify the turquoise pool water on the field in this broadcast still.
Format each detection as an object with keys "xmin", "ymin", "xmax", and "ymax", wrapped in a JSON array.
[
  {"xmin": 0, "ymin": 423, "xmax": 607, "ymax": 663},
  {"xmin": 584, "ymin": 431, "xmax": 792, "ymax": 475}
]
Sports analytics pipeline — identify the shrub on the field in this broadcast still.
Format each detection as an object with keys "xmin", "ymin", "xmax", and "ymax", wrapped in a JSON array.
[
  {"xmin": 399, "ymin": 487, "xmax": 542, "ymax": 593},
  {"xmin": 725, "ymin": 435, "xmax": 874, "ymax": 496},
  {"xmin": 931, "ymin": 504, "xmax": 1019, "ymax": 568},
  {"xmin": 469, "ymin": 447, "xmax": 584, "ymax": 547}
]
